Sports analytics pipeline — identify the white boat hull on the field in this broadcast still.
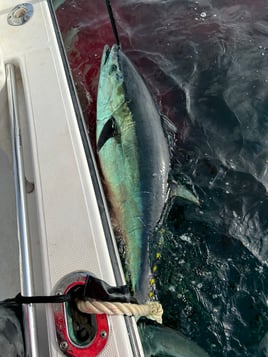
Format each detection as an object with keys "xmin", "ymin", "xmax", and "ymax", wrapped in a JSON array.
[{"xmin": 0, "ymin": 1, "xmax": 143, "ymax": 356}]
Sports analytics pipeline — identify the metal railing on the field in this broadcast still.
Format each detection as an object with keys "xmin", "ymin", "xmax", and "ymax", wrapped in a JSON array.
[{"xmin": 6, "ymin": 63, "xmax": 39, "ymax": 357}]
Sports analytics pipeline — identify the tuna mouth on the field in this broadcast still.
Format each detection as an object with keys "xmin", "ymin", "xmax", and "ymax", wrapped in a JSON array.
[
  {"xmin": 103, "ymin": 45, "xmax": 110, "ymax": 65},
  {"xmin": 103, "ymin": 44, "xmax": 121, "ymax": 66}
]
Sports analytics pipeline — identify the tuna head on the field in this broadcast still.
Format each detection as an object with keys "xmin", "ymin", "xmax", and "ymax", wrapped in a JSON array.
[{"xmin": 96, "ymin": 44, "xmax": 124, "ymax": 147}]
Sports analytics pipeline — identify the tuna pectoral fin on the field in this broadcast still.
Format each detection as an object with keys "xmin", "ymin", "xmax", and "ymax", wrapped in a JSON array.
[
  {"xmin": 138, "ymin": 322, "xmax": 210, "ymax": 357},
  {"xmin": 97, "ymin": 116, "xmax": 118, "ymax": 151}
]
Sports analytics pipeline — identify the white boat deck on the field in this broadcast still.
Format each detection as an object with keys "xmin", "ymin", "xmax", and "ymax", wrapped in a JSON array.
[{"xmin": 0, "ymin": 1, "xmax": 143, "ymax": 356}]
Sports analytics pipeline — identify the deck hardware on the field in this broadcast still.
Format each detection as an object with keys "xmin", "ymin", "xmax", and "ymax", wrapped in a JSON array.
[
  {"xmin": 60, "ymin": 341, "xmax": 68, "ymax": 351},
  {"xmin": 53, "ymin": 272, "xmax": 109, "ymax": 356},
  {"xmin": 100, "ymin": 330, "xmax": 107, "ymax": 339},
  {"xmin": 7, "ymin": 3, "xmax": 33, "ymax": 26}
]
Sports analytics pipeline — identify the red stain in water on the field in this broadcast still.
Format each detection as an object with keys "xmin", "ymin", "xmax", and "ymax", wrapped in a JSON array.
[{"xmin": 56, "ymin": 0, "xmax": 119, "ymax": 144}]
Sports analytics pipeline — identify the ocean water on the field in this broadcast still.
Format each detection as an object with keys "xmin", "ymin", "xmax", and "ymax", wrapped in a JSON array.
[{"xmin": 55, "ymin": 1, "xmax": 268, "ymax": 355}]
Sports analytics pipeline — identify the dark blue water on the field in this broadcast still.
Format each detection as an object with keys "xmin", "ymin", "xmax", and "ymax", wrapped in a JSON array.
[{"xmin": 55, "ymin": 1, "xmax": 268, "ymax": 355}]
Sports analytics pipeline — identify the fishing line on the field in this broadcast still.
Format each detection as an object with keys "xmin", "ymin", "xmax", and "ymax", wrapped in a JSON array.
[{"xmin": 105, "ymin": 0, "xmax": 120, "ymax": 46}]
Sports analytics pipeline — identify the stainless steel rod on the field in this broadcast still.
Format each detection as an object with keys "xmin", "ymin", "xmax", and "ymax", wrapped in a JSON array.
[{"xmin": 6, "ymin": 63, "xmax": 39, "ymax": 357}]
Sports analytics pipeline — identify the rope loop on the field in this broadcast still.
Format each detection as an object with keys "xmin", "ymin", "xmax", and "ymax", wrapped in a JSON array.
[{"xmin": 77, "ymin": 299, "xmax": 163, "ymax": 324}]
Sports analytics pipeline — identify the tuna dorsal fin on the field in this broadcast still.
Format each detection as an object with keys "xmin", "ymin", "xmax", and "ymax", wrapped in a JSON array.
[
  {"xmin": 161, "ymin": 114, "xmax": 177, "ymax": 135},
  {"xmin": 97, "ymin": 116, "xmax": 118, "ymax": 151},
  {"xmin": 170, "ymin": 182, "xmax": 200, "ymax": 205}
]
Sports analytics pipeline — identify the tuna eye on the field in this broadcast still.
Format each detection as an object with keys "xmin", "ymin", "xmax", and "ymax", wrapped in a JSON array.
[{"xmin": 109, "ymin": 64, "xmax": 117, "ymax": 74}]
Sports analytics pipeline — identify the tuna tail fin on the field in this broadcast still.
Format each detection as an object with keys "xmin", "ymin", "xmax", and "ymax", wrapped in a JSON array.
[{"xmin": 138, "ymin": 321, "xmax": 210, "ymax": 357}]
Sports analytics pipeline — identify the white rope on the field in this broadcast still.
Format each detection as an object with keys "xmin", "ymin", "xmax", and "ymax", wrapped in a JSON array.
[{"xmin": 77, "ymin": 299, "xmax": 163, "ymax": 324}]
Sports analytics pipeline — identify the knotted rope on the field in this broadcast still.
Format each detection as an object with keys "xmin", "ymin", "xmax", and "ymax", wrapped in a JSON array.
[
  {"xmin": 0, "ymin": 275, "xmax": 164, "ymax": 324},
  {"xmin": 77, "ymin": 299, "xmax": 163, "ymax": 324}
]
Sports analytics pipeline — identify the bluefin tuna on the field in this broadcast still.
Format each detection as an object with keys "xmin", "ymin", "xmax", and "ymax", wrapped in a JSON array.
[
  {"xmin": 96, "ymin": 44, "xmax": 198, "ymax": 303},
  {"xmin": 96, "ymin": 44, "xmax": 170, "ymax": 302}
]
